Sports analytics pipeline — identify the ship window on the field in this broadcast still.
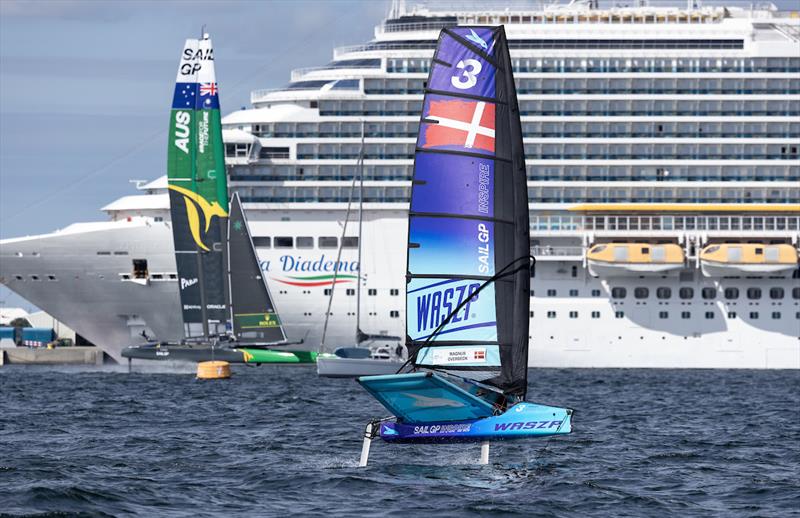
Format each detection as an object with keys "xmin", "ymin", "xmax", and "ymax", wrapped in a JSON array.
[
  {"xmin": 530, "ymin": 311, "xmax": 534, "ymax": 318},
  {"xmin": 342, "ymin": 237, "xmax": 359, "ymax": 248},
  {"xmin": 13, "ymin": 275, "xmax": 23, "ymax": 281},
  {"xmin": 659, "ymin": 311, "xmax": 668, "ymax": 319},
  {"xmin": 346, "ymin": 289, "xmax": 355, "ymax": 296},
  {"xmin": 728, "ymin": 311, "xmax": 737, "ymax": 319},
  {"xmin": 641, "ymin": 246, "xmax": 650, "ymax": 255},
  {"xmin": 114, "ymin": 251, "xmax": 128, "ymax": 256},
  {"xmin": 749, "ymin": 311, "xmax": 759, "ymax": 319},
  {"xmin": 701, "ymin": 287, "xmax": 717, "ymax": 300},
  {"xmin": 724, "ymin": 287, "xmax": 739, "ymax": 299},
  {"xmin": 529, "ymin": 290, "xmax": 535, "ymax": 298},
  {"xmin": 368, "ymin": 289, "xmax": 377, "ymax": 296},
  {"xmin": 634, "ymin": 287, "xmax": 649, "ymax": 299},
  {"xmin": 318, "ymin": 237, "xmax": 338, "ymax": 248},
  {"xmin": 755, "ymin": 247, "xmax": 763, "ymax": 255},
  {"xmin": 771, "ymin": 312, "xmax": 781, "ymax": 319},
  {"xmin": 569, "ymin": 311, "xmax": 578, "ymax": 319},
  {"xmin": 796, "ymin": 312, "xmax": 800, "ymax": 319},
  {"xmin": 47, "ymin": 275, "xmax": 56, "ymax": 281},
  {"xmin": 681, "ymin": 311, "xmax": 691, "ymax": 319},
  {"xmin": 324, "ymin": 288, "xmax": 331, "ymax": 296},
  {"xmin": 390, "ymin": 289, "xmax": 399, "ymax": 296},
  {"xmin": 97, "ymin": 251, "xmax": 111, "ymax": 255},
  {"xmin": 274, "ymin": 237, "xmax": 293, "ymax": 248},
  {"xmin": 132, "ymin": 259, "xmax": 148, "ymax": 279},
  {"xmin": 591, "ymin": 311, "xmax": 600, "ymax": 318},
  {"xmin": 611, "ymin": 287, "xmax": 626, "ymax": 299},
  {"xmin": 747, "ymin": 288, "xmax": 762, "ymax": 300},
  {"xmin": 252, "ymin": 237, "xmax": 271, "ymax": 248},
  {"xmin": 296, "ymin": 237, "xmax": 313, "ymax": 249},
  {"xmin": 615, "ymin": 311, "xmax": 624, "ymax": 319},
  {"xmin": 30, "ymin": 275, "xmax": 40, "ymax": 281},
  {"xmin": 656, "ymin": 287, "xmax": 672, "ymax": 299},
  {"xmin": 390, "ymin": 311, "xmax": 400, "ymax": 318},
  {"xmin": 547, "ymin": 311, "xmax": 556, "ymax": 318},
  {"xmin": 569, "ymin": 289, "xmax": 579, "ymax": 297},
  {"xmin": 591, "ymin": 289, "xmax": 601, "ymax": 297},
  {"xmin": 769, "ymin": 287, "xmax": 784, "ymax": 299},
  {"xmin": 571, "ymin": 266, "xmax": 578, "ymax": 278},
  {"xmin": 547, "ymin": 289, "xmax": 557, "ymax": 297},
  {"xmin": 705, "ymin": 312, "xmax": 715, "ymax": 319},
  {"xmin": 679, "ymin": 287, "xmax": 694, "ymax": 299},
  {"xmin": 793, "ymin": 287, "xmax": 800, "ymax": 300}
]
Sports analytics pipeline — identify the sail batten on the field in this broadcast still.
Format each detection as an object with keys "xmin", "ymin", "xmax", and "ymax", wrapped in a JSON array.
[{"xmin": 405, "ymin": 26, "xmax": 530, "ymax": 399}]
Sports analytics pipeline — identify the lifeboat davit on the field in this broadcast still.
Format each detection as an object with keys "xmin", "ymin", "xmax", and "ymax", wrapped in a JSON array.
[
  {"xmin": 700, "ymin": 243, "xmax": 799, "ymax": 277},
  {"xmin": 587, "ymin": 243, "xmax": 684, "ymax": 277}
]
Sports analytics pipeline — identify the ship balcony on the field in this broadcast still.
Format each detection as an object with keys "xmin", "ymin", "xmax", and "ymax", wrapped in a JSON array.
[{"xmin": 531, "ymin": 245, "xmax": 583, "ymax": 261}]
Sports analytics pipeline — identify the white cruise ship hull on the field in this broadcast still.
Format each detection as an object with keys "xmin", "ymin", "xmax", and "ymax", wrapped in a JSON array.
[{"xmin": 3, "ymin": 213, "xmax": 798, "ymax": 368}]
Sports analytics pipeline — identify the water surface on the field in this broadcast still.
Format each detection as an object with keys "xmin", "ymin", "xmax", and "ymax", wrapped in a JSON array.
[{"xmin": 1, "ymin": 366, "xmax": 798, "ymax": 517}]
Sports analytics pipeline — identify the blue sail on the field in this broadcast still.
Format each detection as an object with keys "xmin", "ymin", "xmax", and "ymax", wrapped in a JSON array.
[{"xmin": 405, "ymin": 26, "xmax": 530, "ymax": 397}]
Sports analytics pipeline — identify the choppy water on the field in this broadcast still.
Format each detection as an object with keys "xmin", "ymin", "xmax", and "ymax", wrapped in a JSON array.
[{"xmin": 0, "ymin": 365, "xmax": 798, "ymax": 517}]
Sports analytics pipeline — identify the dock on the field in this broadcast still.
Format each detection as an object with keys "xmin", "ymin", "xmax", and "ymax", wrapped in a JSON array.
[{"xmin": 0, "ymin": 347, "xmax": 109, "ymax": 366}]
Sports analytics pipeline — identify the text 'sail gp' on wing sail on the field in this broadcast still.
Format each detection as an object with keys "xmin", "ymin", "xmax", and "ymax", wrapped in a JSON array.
[
  {"xmin": 167, "ymin": 35, "xmax": 230, "ymax": 338},
  {"xmin": 405, "ymin": 27, "xmax": 531, "ymax": 399},
  {"xmin": 227, "ymin": 193, "xmax": 288, "ymax": 344}
]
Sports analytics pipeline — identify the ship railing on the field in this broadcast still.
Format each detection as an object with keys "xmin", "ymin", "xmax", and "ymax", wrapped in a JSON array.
[
  {"xmin": 378, "ymin": 21, "xmax": 458, "ymax": 34},
  {"xmin": 291, "ymin": 64, "xmax": 381, "ymax": 81},
  {"xmin": 334, "ymin": 42, "xmax": 435, "ymax": 58},
  {"xmin": 531, "ymin": 246, "xmax": 584, "ymax": 257}
]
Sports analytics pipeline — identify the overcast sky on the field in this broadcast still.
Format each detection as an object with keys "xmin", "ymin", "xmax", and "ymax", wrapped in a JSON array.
[{"xmin": 0, "ymin": 0, "xmax": 387, "ymax": 241}]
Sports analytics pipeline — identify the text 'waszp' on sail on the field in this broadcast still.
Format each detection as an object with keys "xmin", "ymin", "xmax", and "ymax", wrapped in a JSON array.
[{"xmin": 356, "ymin": 26, "xmax": 573, "ymax": 463}]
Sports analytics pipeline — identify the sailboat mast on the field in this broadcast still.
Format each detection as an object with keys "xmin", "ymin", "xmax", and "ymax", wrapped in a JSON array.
[
  {"xmin": 319, "ymin": 164, "xmax": 358, "ymax": 351},
  {"xmin": 355, "ymin": 121, "xmax": 365, "ymax": 340}
]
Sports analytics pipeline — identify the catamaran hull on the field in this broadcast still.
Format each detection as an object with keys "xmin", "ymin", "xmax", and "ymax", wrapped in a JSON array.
[
  {"xmin": 121, "ymin": 344, "xmax": 317, "ymax": 364},
  {"xmin": 378, "ymin": 402, "xmax": 573, "ymax": 444},
  {"xmin": 317, "ymin": 356, "xmax": 403, "ymax": 378}
]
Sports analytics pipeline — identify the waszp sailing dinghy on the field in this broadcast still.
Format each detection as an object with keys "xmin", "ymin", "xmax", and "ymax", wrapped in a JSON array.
[
  {"xmin": 357, "ymin": 26, "xmax": 572, "ymax": 464},
  {"xmin": 122, "ymin": 34, "xmax": 315, "ymax": 365}
]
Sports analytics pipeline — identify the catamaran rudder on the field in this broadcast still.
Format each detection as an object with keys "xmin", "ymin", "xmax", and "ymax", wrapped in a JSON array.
[{"xmin": 357, "ymin": 26, "xmax": 572, "ymax": 457}]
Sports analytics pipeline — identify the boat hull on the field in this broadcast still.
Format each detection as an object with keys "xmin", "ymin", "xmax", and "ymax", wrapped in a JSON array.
[
  {"xmin": 121, "ymin": 344, "xmax": 317, "ymax": 363},
  {"xmin": 379, "ymin": 402, "xmax": 573, "ymax": 444},
  {"xmin": 317, "ymin": 356, "xmax": 403, "ymax": 377},
  {"xmin": 588, "ymin": 260, "xmax": 684, "ymax": 277},
  {"xmin": 701, "ymin": 261, "xmax": 797, "ymax": 277}
]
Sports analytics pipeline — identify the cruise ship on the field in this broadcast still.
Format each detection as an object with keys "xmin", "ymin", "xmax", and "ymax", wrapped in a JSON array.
[{"xmin": 1, "ymin": 0, "xmax": 798, "ymax": 367}]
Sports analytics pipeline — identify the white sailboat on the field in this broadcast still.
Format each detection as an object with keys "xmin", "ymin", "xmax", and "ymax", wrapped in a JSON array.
[{"xmin": 317, "ymin": 122, "xmax": 405, "ymax": 378}]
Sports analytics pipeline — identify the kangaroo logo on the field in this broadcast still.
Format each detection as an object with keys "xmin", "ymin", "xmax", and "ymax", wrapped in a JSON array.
[{"xmin": 168, "ymin": 184, "xmax": 227, "ymax": 251}]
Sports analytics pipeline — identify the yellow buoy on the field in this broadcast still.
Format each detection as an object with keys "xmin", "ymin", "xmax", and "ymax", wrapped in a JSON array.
[{"xmin": 196, "ymin": 360, "xmax": 231, "ymax": 379}]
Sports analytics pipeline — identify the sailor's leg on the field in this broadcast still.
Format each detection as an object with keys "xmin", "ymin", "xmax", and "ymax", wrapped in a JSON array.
[
  {"xmin": 480, "ymin": 441, "xmax": 490, "ymax": 465},
  {"xmin": 359, "ymin": 422, "xmax": 374, "ymax": 467}
]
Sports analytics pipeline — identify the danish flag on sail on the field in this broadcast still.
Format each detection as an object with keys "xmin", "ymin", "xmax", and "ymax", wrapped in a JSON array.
[{"xmin": 421, "ymin": 99, "xmax": 496, "ymax": 153}]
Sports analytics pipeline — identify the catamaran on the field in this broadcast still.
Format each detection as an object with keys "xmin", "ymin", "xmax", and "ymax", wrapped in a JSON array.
[
  {"xmin": 122, "ymin": 34, "xmax": 315, "ymax": 365},
  {"xmin": 357, "ymin": 26, "xmax": 572, "ymax": 465}
]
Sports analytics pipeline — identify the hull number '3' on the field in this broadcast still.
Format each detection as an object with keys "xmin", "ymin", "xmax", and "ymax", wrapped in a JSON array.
[{"xmin": 451, "ymin": 59, "xmax": 482, "ymax": 90}]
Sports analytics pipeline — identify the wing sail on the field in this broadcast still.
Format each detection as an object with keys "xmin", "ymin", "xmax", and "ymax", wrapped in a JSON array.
[{"xmin": 167, "ymin": 35, "xmax": 229, "ymax": 338}]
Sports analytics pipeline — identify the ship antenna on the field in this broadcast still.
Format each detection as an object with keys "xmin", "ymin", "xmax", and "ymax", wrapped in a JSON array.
[{"xmin": 200, "ymin": 24, "xmax": 208, "ymax": 39}]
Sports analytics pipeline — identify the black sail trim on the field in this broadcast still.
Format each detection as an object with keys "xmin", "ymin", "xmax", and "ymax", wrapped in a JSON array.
[
  {"xmin": 424, "ymin": 88, "xmax": 507, "ymax": 105},
  {"xmin": 409, "ymin": 211, "xmax": 514, "ymax": 225},
  {"xmin": 442, "ymin": 27, "xmax": 502, "ymax": 68},
  {"xmin": 414, "ymin": 147, "xmax": 511, "ymax": 163}
]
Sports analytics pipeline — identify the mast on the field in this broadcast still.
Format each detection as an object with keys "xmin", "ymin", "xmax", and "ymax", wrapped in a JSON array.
[{"xmin": 355, "ymin": 121, "xmax": 365, "ymax": 342}]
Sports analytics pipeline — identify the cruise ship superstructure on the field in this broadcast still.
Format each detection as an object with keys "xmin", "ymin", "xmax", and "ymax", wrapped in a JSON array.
[{"xmin": 1, "ymin": 0, "xmax": 798, "ymax": 367}]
